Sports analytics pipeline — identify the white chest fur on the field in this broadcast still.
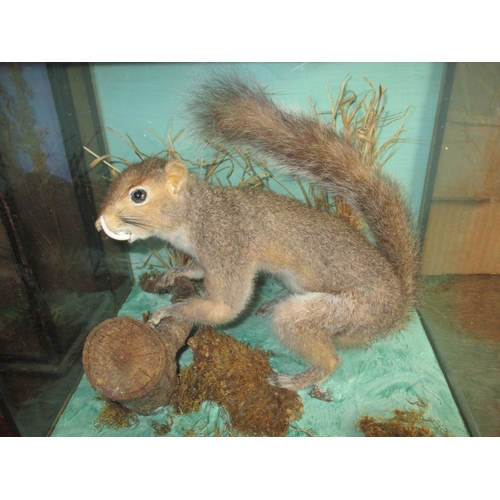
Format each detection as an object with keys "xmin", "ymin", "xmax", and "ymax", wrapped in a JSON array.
[{"xmin": 163, "ymin": 226, "xmax": 194, "ymax": 255}]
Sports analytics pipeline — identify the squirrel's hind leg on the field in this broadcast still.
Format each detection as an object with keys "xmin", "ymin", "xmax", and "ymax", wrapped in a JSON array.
[{"xmin": 268, "ymin": 291, "xmax": 359, "ymax": 391}]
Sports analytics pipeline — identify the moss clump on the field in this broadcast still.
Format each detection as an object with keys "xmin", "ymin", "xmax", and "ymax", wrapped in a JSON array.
[
  {"xmin": 93, "ymin": 397, "xmax": 139, "ymax": 431},
  {"xmin": 170, "ymin": 326, "xmax": 303, "ymax": 436},
  {"xmin": 358, "ymin": 398, "xmax": 452, "ymax": 437}
]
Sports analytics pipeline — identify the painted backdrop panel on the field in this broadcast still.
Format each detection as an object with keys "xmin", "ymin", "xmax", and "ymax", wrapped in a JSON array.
[{"xmin": 92, "ymin": 62, "xmax": 444, "ymax": 214}]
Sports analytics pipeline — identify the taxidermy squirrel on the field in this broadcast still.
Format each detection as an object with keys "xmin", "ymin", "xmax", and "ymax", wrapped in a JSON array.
[{"xmin": 96, "ymin": 74, "xmax": 419, "ymax": 391}]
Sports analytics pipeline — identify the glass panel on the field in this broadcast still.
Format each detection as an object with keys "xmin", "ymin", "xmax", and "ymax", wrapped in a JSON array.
[
  {"xmin": 0, "ymin": 63, "xmax": 133, "ymax": 436},
  {"xmin": 419, "ymin": 62, "xmax": 500, "ymax": 436}
]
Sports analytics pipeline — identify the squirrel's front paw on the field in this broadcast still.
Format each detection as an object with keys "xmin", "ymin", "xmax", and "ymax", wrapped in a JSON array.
[{"xmin": 147, "ymin": 305, "xmax": 175, "ymax": 327}]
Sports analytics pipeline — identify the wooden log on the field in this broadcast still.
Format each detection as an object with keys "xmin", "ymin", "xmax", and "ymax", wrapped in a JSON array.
[{"xmin": 82, "ymin": 276, "xmax": 196, "ymax": 414}]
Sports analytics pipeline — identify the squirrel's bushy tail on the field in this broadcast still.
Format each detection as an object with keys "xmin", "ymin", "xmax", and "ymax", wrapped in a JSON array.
[{"xmin": 189, "ymin": 74, "xmax": 419, "ymax": 311}]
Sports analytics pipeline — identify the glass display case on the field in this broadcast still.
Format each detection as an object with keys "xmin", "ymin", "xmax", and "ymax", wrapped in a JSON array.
[{"xmin": 1, "ymin": 62, "xmax": 498, "ymax": 437}]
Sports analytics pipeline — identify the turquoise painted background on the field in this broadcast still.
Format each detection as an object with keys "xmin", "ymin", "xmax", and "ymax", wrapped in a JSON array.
[{"xmin": 92, "ymin": 62, "xmax": 444, "ymax": 214}]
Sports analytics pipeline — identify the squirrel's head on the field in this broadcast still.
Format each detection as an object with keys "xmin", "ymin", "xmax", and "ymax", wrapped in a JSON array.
[{"xmin": 96, "ymin": 158, "xmax": 188, "ymax": 243}]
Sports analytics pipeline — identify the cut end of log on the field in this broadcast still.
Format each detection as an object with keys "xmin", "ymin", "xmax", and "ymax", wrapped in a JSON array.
[{"xmin": 83, "ymin": 317, "xmax": 178, "ymax": 414}]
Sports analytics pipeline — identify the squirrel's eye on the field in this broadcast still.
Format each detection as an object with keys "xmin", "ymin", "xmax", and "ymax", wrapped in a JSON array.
[{"xmin": 131, "ymin": 188, "xmax": 147, "ymax": 204}]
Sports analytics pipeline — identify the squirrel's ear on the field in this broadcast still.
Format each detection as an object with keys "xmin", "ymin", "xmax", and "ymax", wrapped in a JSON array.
[{"xmin": 164, "ymin": 160, "xmax": 187, "ymax": 196}]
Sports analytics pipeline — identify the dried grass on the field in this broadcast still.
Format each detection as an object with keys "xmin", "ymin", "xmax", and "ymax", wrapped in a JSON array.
[
  {"xmin": 305, "ymin": 77, "xmax": 411, "ymax": 226},
  {"xmin": 85, "ymin": 76, "xmax": 409, "ymax": 271}
]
